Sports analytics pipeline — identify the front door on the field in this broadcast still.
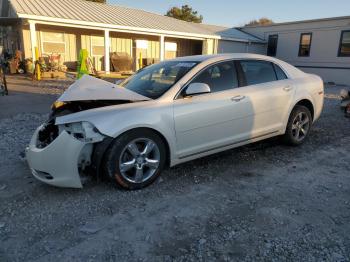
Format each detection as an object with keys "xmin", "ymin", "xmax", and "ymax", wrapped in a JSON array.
[{"xmin": 173, "ymin": 60, "xmax": 255, "ymax": 158}]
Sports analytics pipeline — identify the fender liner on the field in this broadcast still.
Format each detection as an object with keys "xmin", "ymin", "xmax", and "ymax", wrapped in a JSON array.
[{"xmin": 89, "ymin": 137, "xmax": 114, "ymax": 180}]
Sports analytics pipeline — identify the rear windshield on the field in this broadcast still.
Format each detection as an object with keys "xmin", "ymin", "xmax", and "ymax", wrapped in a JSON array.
[{"xmin": 120, "ymin": 61, "xmax": 198, "ymax": 99}]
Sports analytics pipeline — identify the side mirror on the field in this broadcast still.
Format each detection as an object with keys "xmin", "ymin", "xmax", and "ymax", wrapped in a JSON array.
[{"xmin": 185, "ymin": 83, "xmax": 211, "ymax": 96}]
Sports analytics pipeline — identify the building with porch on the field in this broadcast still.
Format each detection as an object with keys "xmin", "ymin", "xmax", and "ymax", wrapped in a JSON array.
[{"xmin": 0, "ymin": 0, "xmax": 265, "ymax": 73}]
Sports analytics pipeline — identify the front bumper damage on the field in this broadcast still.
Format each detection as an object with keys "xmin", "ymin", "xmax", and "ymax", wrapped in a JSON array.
[
  {"xmin": 25, "ymin": 126, "xmax": 89, "ymax": 188},
  {"xmin": 24, "ymin": 75, "xmax": 151, "ymax": 189}
]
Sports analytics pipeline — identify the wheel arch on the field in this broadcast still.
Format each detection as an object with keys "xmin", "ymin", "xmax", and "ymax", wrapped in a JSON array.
[
  {"xmin": 95, "ymin": 127, "xmax": 172, "ymax": 179},
  {"xmin": 123, "ymin": 127, "xmax": 172, "ymax": 167},
  {"xmin": 282, "ymin": 97, "xmax": 315, "ymax": 134},
  {"xmin": 294, "ymin": 99, "xmax": 315, "ymax": 120}
]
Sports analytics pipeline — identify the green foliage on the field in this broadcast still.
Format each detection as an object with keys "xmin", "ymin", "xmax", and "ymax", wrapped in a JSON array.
[
  {"xmin": 245, "ymin": 17, "xmax": 274, "ymax": 26},
  {"xmin": 165, "ymin": 5, "xmax": 203, "ymax": 23}
]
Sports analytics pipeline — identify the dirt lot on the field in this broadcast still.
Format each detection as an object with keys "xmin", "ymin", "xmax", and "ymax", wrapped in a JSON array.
[{"xmin": 0, "ymin": 76, "xmax": 349, "ymax": 261}]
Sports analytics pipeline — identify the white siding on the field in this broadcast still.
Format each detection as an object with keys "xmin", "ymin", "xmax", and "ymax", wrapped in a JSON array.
[
  {"xmin": 242, "ymin": 17, "xmax": 350, "ymax": 84},
  {"xmin": 217, "ymin": 40, "xmax": 265, "ymax": 54},
  {"xmin": 247, "ymin": 43, "xmax": 266, "ymax": 54},
  {"xmin": 218, "ymin": 41, "xmax": 246, "ymax": 53}
]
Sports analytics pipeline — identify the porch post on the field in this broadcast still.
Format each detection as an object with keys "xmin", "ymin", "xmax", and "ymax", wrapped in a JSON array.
[
  {"xmin": 213, "ymin": 39, "xmax": 218, "ymax": 54},
  {"xmin": 104, "ymin": 29, "xmax": 110, "ymax": 74},
  {"xmin": 159, "ymin": 35, "xmax": 165, "ymax": 61},
  {"xmin": 29, "ymin": 21, "xmax": 37, "ymax": 61}
]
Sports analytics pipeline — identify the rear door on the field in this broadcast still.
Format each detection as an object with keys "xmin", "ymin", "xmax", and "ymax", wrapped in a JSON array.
[{"xmin": 238, "ymin": 60, "xmax": 295, "ymax": 136}]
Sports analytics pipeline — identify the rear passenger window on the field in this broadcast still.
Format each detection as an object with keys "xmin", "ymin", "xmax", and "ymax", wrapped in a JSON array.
[
  {"xmin": 191, "ymin": 61, "xmax": 238, "ymax": 93},
  {"xmin": 273, "ymin": 64, "xmax": 288, "ymax": 80},
  {"xmin": 240, "ymin": 60, "xmax": 277, "ymax": 85}
]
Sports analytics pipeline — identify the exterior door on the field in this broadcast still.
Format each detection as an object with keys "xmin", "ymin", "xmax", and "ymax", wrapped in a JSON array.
[
  {"xmin": 91, "ymin": 36, "xmax": 105, "ymax": 71},
  {"xmin": 238, "ymin": 60, "xmax": 295, "ymax": 136},
  {"xmin": 173, "ymin": 60, "xmax": 255, "ymax": 158}
]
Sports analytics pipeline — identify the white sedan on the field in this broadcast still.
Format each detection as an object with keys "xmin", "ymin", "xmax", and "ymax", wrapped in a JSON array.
[{"xmin": 26, "ymin": 54, "xmax": 324, "ymax": 190}]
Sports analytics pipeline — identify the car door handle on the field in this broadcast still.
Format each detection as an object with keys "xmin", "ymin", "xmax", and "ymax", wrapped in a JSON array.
[
  {"xmin": 231, "ymin": 95, "xmax": 246, "ymax": 102},
  {"xmin": 283, "ymin": 85, "xmax": 293, "ymax": 92}
]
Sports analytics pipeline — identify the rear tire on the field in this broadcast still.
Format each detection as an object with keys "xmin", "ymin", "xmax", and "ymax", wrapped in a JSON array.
[
  {"xmin": 283, "ymin": 105, "xmax": 312, "ymax": 146},
  {"xmin": 103, "ymin": 129, "xmax": 166, "ymax": 190}
]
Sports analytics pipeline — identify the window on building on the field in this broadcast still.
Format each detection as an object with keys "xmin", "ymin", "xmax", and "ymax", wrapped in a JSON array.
[
  {"xmin": 240, "ymin": 60, "xmax": 277, "ymax": 85},
  {"xmin": 298, "ymin": 33, "xmax": 312, "ymax": 57},
  {"xmin": 165, "ymin": 42, "xmax": 177, "ymax": 60},
  {"xmin": 191, "ymin": 61, "xmax": 238, "ymax": 93},
  {"xmin": 267, "ymin": 35, "xmax": 278, "ymax": 56},
  {"xmin": 42, "ymin": 32, "xmax": 65, "ymax": 54},
  {"xmin": 338, "ymin": 30, "xmax": 350, "ymax": 57},
  {"xmin": 91, "ymin": 36, "xmax": 105, "ymax": 56},
  {"xmin": 91, "ymin": 36, "xmax": 107, "ymax": 71}
]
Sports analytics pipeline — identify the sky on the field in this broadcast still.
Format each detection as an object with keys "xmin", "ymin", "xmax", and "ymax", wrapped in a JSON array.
[{"xmin": 108, "ymin": 0, "xmax": 350, "ymax": 27}]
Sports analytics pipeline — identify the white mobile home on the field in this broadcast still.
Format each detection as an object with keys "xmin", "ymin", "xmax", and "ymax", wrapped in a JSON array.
[{"xmin": 240, "ymin": 16, "xmax": 350, "ymax": 85}]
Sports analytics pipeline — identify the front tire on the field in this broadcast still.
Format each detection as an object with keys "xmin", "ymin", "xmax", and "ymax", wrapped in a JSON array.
[
  {"xmin": 283, "ymin": 105, "xmax": 312, "ymax": 146},
  {"xmin": 104, "ymin": 129, "xmax": 166, "ymax": 190}
]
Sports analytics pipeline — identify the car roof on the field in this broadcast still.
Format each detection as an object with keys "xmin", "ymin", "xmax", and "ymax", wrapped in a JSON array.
[
  {"xmin": 165, "ymin": 53, "xmax": 306, "ymax": 82},
  {"xmin": 170, "ymin": 53, "xmax": 277, "ymax": 63}
]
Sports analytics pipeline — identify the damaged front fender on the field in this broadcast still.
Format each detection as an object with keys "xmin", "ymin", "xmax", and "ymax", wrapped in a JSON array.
[{"xmin": 26, "ymin": 127, "xmax": 88, "ymax": 188}]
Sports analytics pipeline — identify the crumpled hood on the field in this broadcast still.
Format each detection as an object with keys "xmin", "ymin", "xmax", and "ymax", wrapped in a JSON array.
[{"xmin": 58, "ymin": 75, "xmax": 150, "ymax": 102}]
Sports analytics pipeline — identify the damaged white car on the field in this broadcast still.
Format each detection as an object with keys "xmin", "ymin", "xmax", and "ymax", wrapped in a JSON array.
[{"xmin": 26, "ymin": 54, "xmax": 324, "ymax": 190}]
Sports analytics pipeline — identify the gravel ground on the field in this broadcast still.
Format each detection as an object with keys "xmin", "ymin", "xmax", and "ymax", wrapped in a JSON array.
[
  {"xmin": 0, "ymin": 80, "xmax": 349, "ymax": 261},
  {"xmin": 4, "ymin": 75, "xmax": 74, "ymax": 95}
]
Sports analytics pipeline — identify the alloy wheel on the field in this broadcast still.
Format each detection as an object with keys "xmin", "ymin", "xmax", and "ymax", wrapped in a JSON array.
[
  {"xmin": 291, "ymin": 112, "xmax": 310, "ymax": 142},
  {"xmin": 118, "ymin": 138, "xmax": 160, "ymax": 183}
]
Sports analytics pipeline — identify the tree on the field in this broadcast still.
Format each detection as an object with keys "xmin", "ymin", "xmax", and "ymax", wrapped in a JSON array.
[
  {"xmin": 165, "ymin": 5, "xmax": 203, "ymax": 23},
  {"xmin": 245, "ymin": 17, "xmax": 274, "ymax": 26},
  {"xmin": 84, "ymin": 0, "xmax": 106, "ymax": 3}
]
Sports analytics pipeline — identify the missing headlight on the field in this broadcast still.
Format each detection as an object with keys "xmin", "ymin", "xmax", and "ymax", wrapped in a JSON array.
[
  {"xmin": 58, "ymin": 122, "xmax": 105, "ymax": 143},
  {"xmin": 37, "ymin": 121, "xmax": 59, "ymax": 148}
]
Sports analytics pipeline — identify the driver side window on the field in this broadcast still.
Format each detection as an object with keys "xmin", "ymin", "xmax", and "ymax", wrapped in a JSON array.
[{"xmin": 190, "ymin": 61, "xmax": 238, "ymax": 93}]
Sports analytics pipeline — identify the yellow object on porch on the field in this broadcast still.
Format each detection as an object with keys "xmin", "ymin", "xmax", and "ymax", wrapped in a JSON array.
[
  {"xmin": 77, "ymin": 49, "xmax": 90, "ymax": 79},
  {"xmin": 139, "ymin": 52, "xmax": 143, "ymax": 69},
  {"xmin": 35, "ymin": 47, "xmax": 41, "ymax": 81}
]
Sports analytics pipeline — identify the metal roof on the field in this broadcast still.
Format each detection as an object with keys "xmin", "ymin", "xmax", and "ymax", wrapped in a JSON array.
[
  {"xmin": 241, "ymin": 15, "xmax": 350, "ymax": 28},
  {"xmin": 9, "ymin": 0, "xmax": 264, "ymax": 43},
  {"xmin": 196, "ymin": 24, "xmax": 264, "ymax": 42}
]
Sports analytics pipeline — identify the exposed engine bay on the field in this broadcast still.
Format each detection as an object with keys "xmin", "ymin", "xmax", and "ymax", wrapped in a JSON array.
[
  {"xmin": 25, "ymin": 74, "xmax": 153, "ymax": 188},
  {"xmin": 37, "ymin": 100, "xmax": 131, "ymax": 149},
  {"xmin": 35, "ymin": 75, "xmax": 151, "ymax": 149},
  {"xmin": 50, "ymin": 100, "xmax": 131, "ymax": 118}
]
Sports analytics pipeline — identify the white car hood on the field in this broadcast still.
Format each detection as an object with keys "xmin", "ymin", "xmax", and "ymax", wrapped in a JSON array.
[{"xmin": 57, "ymin": 75, "xmax": 150, "ymax": 102}]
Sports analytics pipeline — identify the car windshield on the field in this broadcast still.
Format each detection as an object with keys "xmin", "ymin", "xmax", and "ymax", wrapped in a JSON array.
[{"xmin": 119, "ymin": 61, "xmax": 198, "ymax": 99}]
